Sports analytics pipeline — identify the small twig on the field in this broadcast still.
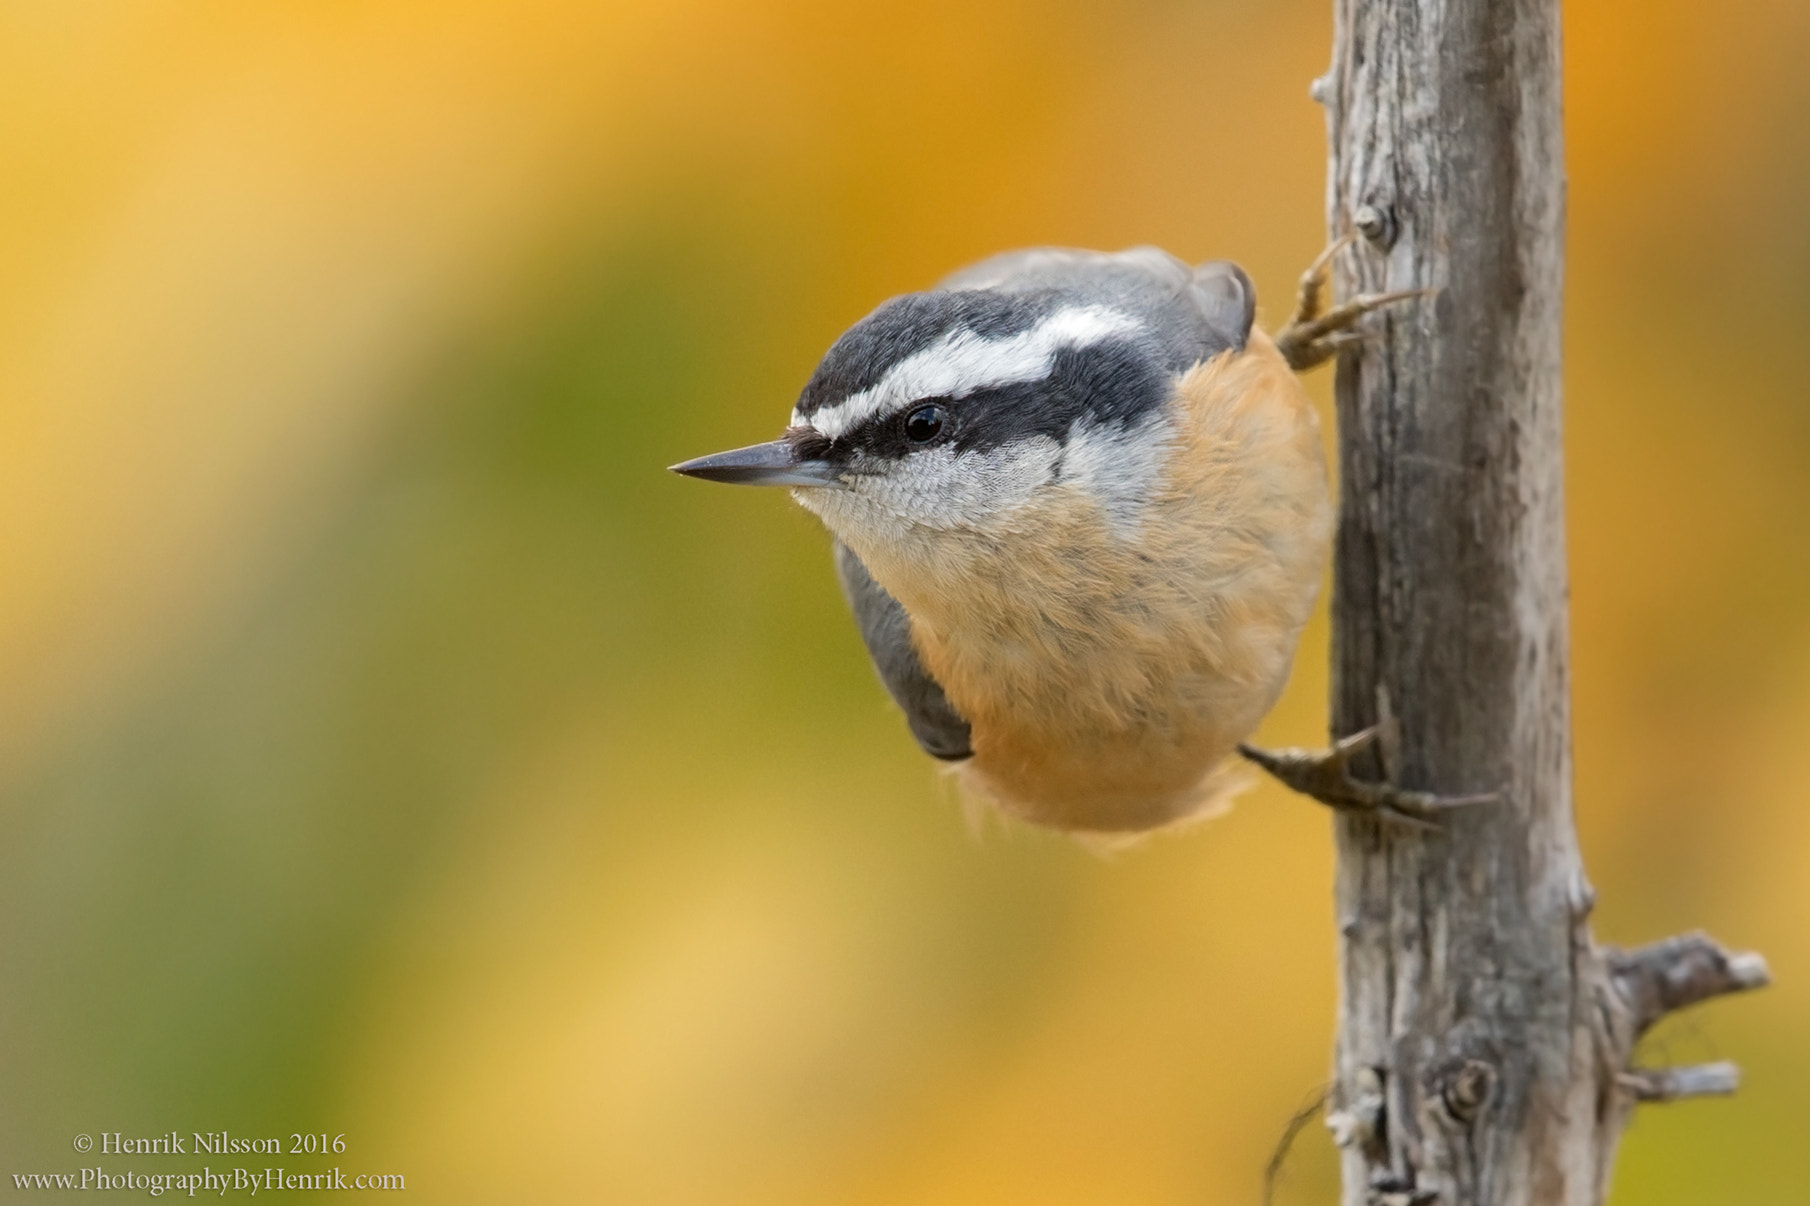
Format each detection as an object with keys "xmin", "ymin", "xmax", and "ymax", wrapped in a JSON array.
[
  {"xmin": 1262, "ymin": 1085, "xmax": 1330, "ymax": 1206},
  {"xmin": 1609, "ymin": 932, "xmax": 1771, "ymax": 1035},
  {"xmin": 1618, "ymin": 1062, "xmax": 1741, "ymax": 1103}
]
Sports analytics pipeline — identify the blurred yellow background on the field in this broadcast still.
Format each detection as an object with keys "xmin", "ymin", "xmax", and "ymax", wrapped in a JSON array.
[{"xmin": 1, "ymin": 1, "xmax": 1805, "ymax": 1202}]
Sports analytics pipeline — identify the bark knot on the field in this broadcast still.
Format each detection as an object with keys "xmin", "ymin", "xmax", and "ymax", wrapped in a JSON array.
[{"xmin": 1436, "ymin": 1058, "xmax": 1496, "ymax": 1123}]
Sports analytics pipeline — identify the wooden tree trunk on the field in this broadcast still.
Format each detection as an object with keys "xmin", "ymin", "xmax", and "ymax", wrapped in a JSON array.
[{"xmin": 1314, "ymin": 1, "xmax": 1767, "ymax": 1202}]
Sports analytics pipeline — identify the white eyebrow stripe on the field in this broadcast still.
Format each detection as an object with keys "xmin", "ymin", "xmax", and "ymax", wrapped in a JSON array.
[{"xmin": 794, "ymin": 306, "xmax": 1143, "ymax": 439}]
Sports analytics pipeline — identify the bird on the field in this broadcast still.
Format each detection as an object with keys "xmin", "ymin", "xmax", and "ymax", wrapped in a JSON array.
[{"xmin": 673, "ymin": 243, "xmax": 1408, "ymax": 835}]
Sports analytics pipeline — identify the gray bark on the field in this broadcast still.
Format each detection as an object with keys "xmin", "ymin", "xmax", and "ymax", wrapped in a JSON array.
[{"xmin": 1313, "ymin": 1, "xmax": 1767, "ymax": 1203}]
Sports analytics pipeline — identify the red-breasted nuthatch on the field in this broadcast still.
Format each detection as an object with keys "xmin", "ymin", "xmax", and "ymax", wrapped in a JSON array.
[{"xmin": 675, "ymin": 246, "xmax": 1383, "ymax": 835}]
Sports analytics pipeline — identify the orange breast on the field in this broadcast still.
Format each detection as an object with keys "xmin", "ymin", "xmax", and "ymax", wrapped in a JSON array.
[{"xmin": 911, "ymin": 329, "xmax": 1332, "ymax": 834}]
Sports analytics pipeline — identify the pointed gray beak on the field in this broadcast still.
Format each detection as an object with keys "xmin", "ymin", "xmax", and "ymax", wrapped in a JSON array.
[{"xmin": 669, "ymin": 438, "xmax": 847, "ymax": 489}]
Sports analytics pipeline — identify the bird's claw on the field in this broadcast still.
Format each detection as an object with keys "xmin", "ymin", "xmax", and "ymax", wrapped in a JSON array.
[
  {"xmin": 1274, "ymin": 235, "xmax": 1427, "ymax": 372},
  {"xmin": 1237, "ymin": 726, "xmax": 1497, "ymax": 829}
]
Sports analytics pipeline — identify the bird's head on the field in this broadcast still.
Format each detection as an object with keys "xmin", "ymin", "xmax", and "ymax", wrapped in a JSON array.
[{"xmin": 675, "ymin": 256, "xmax": 1251, "ymax": 554}]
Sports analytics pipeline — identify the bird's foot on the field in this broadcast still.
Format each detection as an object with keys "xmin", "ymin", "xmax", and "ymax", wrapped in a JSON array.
[
  {"xmin": 1237, "ymin": 725, "xmax": 1496, "ymax": 830},
  {"xmin": 1274, "ymin": 236, "xmax": 1426, "ymax": 372}
]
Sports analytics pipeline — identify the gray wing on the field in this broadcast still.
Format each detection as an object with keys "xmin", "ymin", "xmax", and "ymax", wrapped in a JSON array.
[
  {"xmin": 1188, "ymin": 258, "xmax": 1257, "ymax": 350},
  {"xmin": 939, "ymin": 245, "xmax": 1256, "ymax": 364},
  {"xmin": 833, "ymin": 541, "xmax": 972, "ymax": 762}
]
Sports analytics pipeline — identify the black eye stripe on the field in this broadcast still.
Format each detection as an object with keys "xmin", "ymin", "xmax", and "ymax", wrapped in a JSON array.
[
  {"xmin": 815, "ymin": 337, "xmax": 1167, "ymax": 466},
  {"xmin": 786, "ymin": 425, "xmax": 834, "ymax": 461}
]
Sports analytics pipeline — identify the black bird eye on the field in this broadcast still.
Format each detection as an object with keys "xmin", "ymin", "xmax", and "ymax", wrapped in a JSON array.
[{"xmin": 904, "ymin": 403, "xmax": 947, "ymax": 444}]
